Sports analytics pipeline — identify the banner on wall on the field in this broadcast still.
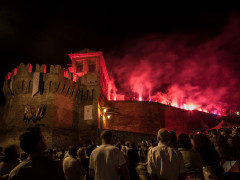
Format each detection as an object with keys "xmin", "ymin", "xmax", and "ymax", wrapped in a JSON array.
[
  {"xmin": 9, "ymin": 77, "xmax": 13, "ymax": 95},
  {"xmin": 84, "ymin": 105, "xmax": 93, "ymax": 120},
  {"xmin": 32, "ymin": 72, "xmax": 44, "ymax": 96}
]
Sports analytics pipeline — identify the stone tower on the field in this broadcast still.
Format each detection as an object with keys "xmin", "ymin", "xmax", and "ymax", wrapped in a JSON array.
[{"xmin": 0, "ymin": 49, "xmax": 115, "ymax": 149}]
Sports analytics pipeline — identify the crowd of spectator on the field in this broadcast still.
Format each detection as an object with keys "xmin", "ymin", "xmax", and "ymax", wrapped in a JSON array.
[{"xmin": 0, "ymin": 126, "xmax": 240, "ymax": 180}]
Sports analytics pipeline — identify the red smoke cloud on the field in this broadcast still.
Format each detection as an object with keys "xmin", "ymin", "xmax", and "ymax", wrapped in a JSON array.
[{"xmin": 106, "ymin": 13, "xmax": 240, "ymax": 115}]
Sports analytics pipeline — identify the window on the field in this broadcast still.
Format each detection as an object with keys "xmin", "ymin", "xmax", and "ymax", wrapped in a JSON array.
[
  {"xmin": 76, "ymin": 63, "xmax": 83, "ymax": 73},
  {"xmin": 88, "ymin": 64, "xmax": 95, "ymax": 72}
]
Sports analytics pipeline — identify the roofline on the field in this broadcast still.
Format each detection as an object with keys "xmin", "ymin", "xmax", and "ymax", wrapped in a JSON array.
[{"xmin": 68, "ymin": 51, "xmax": 103, "ymax": 61}]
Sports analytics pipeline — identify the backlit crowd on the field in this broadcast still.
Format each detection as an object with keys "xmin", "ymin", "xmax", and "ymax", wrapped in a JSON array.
[{"xmin": 0, "ymin": 126, "xmax": 240, "ymax": 180}]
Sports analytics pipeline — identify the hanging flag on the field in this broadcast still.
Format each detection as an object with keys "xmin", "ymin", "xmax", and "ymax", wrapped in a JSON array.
[
  {"xmin": 9, "ymin": 77, "xmax": 13, "ymax": 95},
  {"xmin": 23, "ymin": 105, "xmax": 33, "ymax": 124},
  {"xmin": 32, "ymin": 72, "xmax": 44, "ymax": 96}
]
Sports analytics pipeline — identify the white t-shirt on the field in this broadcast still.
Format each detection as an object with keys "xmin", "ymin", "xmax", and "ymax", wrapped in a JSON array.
[
  {"xmin": 89, "ymin": 144, "xmax": 126, "ymax": 180},
  {"xmin": 147, "ymin": 142, "xmax": 186, "ymax": 180},
  {"xmin": 63, "ymin": 155, "xmax": 83, "ymax": 180}
]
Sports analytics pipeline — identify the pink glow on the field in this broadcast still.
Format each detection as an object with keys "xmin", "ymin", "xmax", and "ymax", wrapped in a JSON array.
[
  {"xmin": 106, "ymin": 15, "xmax": 240, "ymax": 114},
  {"xmin": 7, "ymin": 72, "xmax": 11, "ymax": 80},
  {"xmin": 44, "ymin": 65, "xmax": 46, "ymax": 73},
  {"xmin": 189, "ymin": 105, "xmax": 195, "ymax": 111},
  {"xmin": 29, "ymin": 64, "xmax": 32, "ymax": 72},
  {"xmin": 73, "ymin": 75, "xmax": 77, "ymax": 82},
  {"xmin": 171, "ymin": 103, "xmax": 178, "ymax": 108},
  {"xmin": 68, "ymin": 52, "xmax": 102, "ymax": 60},
  {"xmin": 13, "ymin": 68, "xmax": 17, "ymax": 76},
  {"xmin": 64, "ymin": 70, "xmax": 68, "ymax": 78}
]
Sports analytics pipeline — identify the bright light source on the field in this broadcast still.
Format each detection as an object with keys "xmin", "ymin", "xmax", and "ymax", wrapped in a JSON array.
[
  {"xmin": 237, "ymin": 112, "xmax": 240, "ymax": 115},
  {"xmin": 139, "ymin": 97, "xmax": 142, "ymax": 101},
  {"xmin": 218, "ymin": 113, "xmax": 221, "ymax": 116},
  {"xmin": 107, "ymin": 115, "xmax": 111, "ymax": 119},
  {"xmin": 189, "ymin": 105, "xmax": 195, "ymax": 111},
  {"xmin": 103, "ymin": 109, "xmax": 107, "ymax": 113}
]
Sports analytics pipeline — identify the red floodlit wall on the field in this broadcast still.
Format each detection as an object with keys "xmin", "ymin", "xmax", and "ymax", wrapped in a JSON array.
[
  {"xmin": 103, "ymin": 101, "xmax": 222, "ymax": 135},
  {"xmin": 99, "ymin": 54, "xmax": 115, "ymax": 100}
]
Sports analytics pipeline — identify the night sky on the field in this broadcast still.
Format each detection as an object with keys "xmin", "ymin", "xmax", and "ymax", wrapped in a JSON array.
[{"xmin": 1, "ymin": 2, "xmax": 240, "ymax": 112}]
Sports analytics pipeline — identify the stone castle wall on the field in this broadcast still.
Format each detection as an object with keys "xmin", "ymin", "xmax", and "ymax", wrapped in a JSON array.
[
  {"xmin": 103, "ymin": 101, "xmax": 222, "ymax": 135},
  {"xmin": 0, "ymin": 63, "xmax": 101, "ymax": 149},
  {"xmin": 0, "ymin": 60, "xmax": 226, "ymax": 150}
]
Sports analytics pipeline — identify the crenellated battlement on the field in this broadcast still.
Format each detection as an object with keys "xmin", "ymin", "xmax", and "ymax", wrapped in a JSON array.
[
  {"xmin": 3, "ymin": 63, "xmax": 100, "ymax": 102},
  {"xmin": 7, "ymin": 63, "xmax": 62, "ymax": 78}
]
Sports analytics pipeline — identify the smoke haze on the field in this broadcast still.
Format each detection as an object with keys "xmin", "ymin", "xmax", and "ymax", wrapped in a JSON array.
[{"xmin": 107, "ymin": 13, "xmax": 240, "ymax": 114}]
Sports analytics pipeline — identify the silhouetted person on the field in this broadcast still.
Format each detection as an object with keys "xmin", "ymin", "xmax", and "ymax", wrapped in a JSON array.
[
  {"xmin": 126, "ymin": 142, "xmax": 139, "ymax": 180},
  {"xmin": 0, "ymin": 145, "xmax": 20, "ymax": 180},
  {"xmin": 177, "ymin": 133, "xmax": 205, "ymax": 178},
  {"xmin": 77, "ymin": 147, "xmax": 86, "ymax": 179},
  {"xmin": 228, "ymin": 128, "xmax": 240, "ymax": 160},
  {"xmin": 169, "ymin": 130, "xmax": 177, "ymax": 148},
  {"xmin": 0, "ymin": 147, "xmax": 4, "ymax": 162},
  {"xmin": 19, "ymin": 152, "xmax": 28, "ymax": 162},
  {"xmin": 8, "ymin": 127, "xmax": 65, "ymax": 180},
  {"xmin": 84, "ymin": 145, "xmax": 94, "ymax": 180},
  {"xmin": 63, "ymin": 146, "xmax": 84, "ymax": 180},
  {"xmin": 194, "ymin": 133, "xmax": 225, "ymax": 179},
  {"xmin": 89, "ymin": 130, "xmax": 129, "ymax": 180}
]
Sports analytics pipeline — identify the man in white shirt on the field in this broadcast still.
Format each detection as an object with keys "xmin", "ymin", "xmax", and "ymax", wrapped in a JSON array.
[
  {"xmin": 63, "ymin": 146, "xmax": 84, "ymax": 180},
  {"xmin": 89, "ymin": 130, "xmax": 129, "ymax": 180},
  {"xmin": 147, "ymin": 129, "xmax": 186, "ymax": 180}
]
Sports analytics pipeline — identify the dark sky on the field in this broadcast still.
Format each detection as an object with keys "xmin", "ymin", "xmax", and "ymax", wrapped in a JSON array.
[{"xmin": 1, "ymin": 2, "xmax": 240, "ymax": 110}]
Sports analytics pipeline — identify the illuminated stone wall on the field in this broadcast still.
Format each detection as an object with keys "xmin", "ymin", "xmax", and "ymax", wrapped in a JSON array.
[
  {"xmin": 0, "ymin": 62, "xmax": 100, "ymax": 149},
  {"xmin": 102, "ymin": 101, "xmax": 222, "ymax": 135}
]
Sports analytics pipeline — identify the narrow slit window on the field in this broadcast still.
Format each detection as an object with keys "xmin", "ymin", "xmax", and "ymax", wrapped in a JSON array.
[
  {"xmin": 92, "ymin": 89, "xmax": 94, "ymax": 99},
  {"xmin": 56, "ymin": 82, "xmax": 61, "ymax": 91},
  {"xmin": 67, "ymin": 87, "xmax": 70, "ymax": 95},
  {"xmin": 62, "ymin": 84, "xmax": 65, "ymax": 93},
  {"xmin": 49, "ymin": 81, "xmax": 52, "ymax": 91},
  {"xmin": 71, "ymin": 88, "xmax": 75, "ymax": 96}
]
